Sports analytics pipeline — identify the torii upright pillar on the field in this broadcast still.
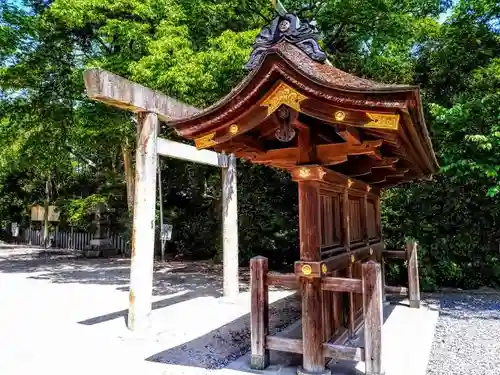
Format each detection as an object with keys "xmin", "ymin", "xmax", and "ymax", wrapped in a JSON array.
[
  {"xmin": 84, "ymin": 69, "xmax": 240, "ymax": 331},
  {"xmin": 128, "ymin": 112, "xmax": 158, "ymax": 331}
]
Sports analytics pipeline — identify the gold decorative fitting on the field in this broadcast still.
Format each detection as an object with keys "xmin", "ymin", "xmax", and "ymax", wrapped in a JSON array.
[
  {"xmin": 229, "ymin": 124, "xmax": 239, "ymax": 135},
  {"xmin": 334, "ymin": 111, "xmax": 346, "ymax": 121},
  {"xmin": 321, "ymin": 264, "xmax": 327, "ymax": 274},
  {"xmin": 367, "ymin": 186, "xmax": 372, "ymax": 192},
  {"xmin": 347, "ymin": 179, "xmax": 354, "ymax": 187},
  {"xmin": 351, "ymin": 255, "xmax": 355, "ymax": 264},
  {"xmin": 369, "ymin": 248, "xmax": 374, "ymax": 255},
  {"xmin": 194, "ymin": 132, "xmax": 217, "ymax": 149},
  {"xmin": 302, "ymin": 264, "xmax": 312, "ymax": 276},
  {"xmin": 261, "ymin": 82, "xmax": 307, "ymax": 116},
  {"xmin": 365, "ymin": 113, "xmax": 400, "ymax": 130},
  {"xmin": 299, "ymin": 167, "xmax": 311, "ymax": 178}
]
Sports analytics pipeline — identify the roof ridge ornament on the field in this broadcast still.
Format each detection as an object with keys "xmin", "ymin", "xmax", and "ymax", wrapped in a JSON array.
[{"xmin": 245, "ymin": 13, "xmax": 327, "ymax": 70}]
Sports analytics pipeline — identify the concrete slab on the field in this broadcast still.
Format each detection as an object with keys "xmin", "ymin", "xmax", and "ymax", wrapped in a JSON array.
[
  {"xmin": 225, "ymin": 300, "xmax": 439, "ymax": 375},
  {"xmin": 330, "ymin": 301, "xmax": 439, "ymax": 375}
]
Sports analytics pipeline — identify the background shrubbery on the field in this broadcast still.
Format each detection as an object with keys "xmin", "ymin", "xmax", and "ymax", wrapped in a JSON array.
[{"xmin": 1, "ymin": 0, "xmax": 499, "ymax": 290}]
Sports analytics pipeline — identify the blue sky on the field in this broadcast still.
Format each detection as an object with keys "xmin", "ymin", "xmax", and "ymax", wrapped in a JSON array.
[{"xmin": 439, "ymin": 7, "xmax": 454, "ymax": 24}]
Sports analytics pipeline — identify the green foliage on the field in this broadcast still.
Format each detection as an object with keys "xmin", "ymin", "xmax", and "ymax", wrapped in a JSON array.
[
  {"xmin": 381, "ymin": 0, "xmax": 500, "ymax": 289},
  {"xmin": 236, "ymin": 162, "xmax": 298, "ymax": 267},
  {"xmin": 382, "ymin": 174, "xmax": 500, "ymax": 290},
  {"xmin": 131, "ymin": 28, "xmax": 258, "ymax": 107},
  {"xmin": 0, "ymin": 0, "xmax": 500, "ymax": 290},
  {"xmin": 64, "ymin": 194, "xmax": 108, "ymax": 227},
  {"xmin": 283, "ymin": 0, "xmax": 448, "ymax": 83},
  {"xmin": 430, "ymin": 59, "xmax": 500, "ymax": 195}
]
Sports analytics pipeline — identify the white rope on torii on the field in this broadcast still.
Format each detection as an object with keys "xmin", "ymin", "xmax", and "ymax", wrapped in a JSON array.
[{"xmin": 84, "ymin": 69, "xmax": 239, "ymax": 331}]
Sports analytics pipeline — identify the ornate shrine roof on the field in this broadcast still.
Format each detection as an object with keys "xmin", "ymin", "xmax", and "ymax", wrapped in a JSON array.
[{"xmin": 168, "ymin": 13, "xmax": 438, "ymax": 188}]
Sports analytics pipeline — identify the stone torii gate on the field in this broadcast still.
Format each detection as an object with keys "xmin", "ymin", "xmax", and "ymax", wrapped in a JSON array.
[{"xmin": 84, "ymin": 69, "xmax": 239, "ymax": 331}]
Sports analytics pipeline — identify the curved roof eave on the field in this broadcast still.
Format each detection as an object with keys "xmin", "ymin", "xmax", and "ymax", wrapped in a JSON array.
[
  {"xmin": 168, "ymin": 42, "xmax": 421, "ymax": 129},
  {"xmin": 413, "ymin": 88, "xmax": 440, "ymax": 173},
  {"xmin": 274, "ymin": 42, "xmax": 420, "ymax": 95}
]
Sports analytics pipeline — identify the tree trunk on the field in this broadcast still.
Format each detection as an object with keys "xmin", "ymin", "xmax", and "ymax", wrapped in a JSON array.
[
  {"xmin": 122, "ymin": 139, "xmax": 135, "ymax": 214},
  {"xmin": 43, "ymin": 179, "xmax": 50, "ymax": 248}
]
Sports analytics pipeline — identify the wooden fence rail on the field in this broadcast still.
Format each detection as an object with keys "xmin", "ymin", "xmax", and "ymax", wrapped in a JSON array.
[
  {"xmin": 321, "ymin": 277, "xmax": 362, "ymax": 293},
  {"xmin": 382, "ymin": 250, "xmax": 406, "ymax": 260},
  {"xmin": 250, "ymin": 256, "xmax": 384, "ymax": 375},
  {"xmin": 266, "ymin": 272, "xmax": 298, "ymax": 288},
  {"xmin": 20, "ymin": 228, "xmax": 130, "ymax": 255},
  {"xmin": 250, "ymin": 242, "xmax": 419, "ymax": 374},
  {"xmin": 382, "ymin": 240, "xmax": 420, "ymax": 308}
]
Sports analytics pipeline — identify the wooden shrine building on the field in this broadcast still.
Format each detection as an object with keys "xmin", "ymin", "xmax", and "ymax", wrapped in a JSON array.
[
  {"xmin": 82, "ymin": 11, "xmax": 441, "ymax": 375},
  {"xmin": 167, "ymin": 13, "xmax": 438, "ymax": 375},
  {"xmin": 83, "ymin": 11, "xmax": 438, "ymax": 375}
]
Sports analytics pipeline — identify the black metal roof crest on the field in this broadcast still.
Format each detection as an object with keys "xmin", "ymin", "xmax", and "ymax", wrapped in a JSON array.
[{"xmin": 245, "ymin": 13, "xmax": 327, "ymax": 70}]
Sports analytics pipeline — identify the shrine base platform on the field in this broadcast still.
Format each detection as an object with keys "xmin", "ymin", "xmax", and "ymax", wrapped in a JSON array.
[{"xmin": 225, "ymin": 300, "xmax": 439, "ymax": 375}]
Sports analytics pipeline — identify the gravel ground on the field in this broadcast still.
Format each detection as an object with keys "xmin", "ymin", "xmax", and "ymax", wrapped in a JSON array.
[
  {"xmin": 148, "ymin": 293, "xmax": 300, "ymax": 370},
  {"xmin": 0, "ymin": 244, "xmax": 300, "ymax": 375},
  {"xmin": 3, "ymin": 244, "xmax": 500, "ymax": 375},
  {"xmin": 426, "ymin": 294, "xmax": 500, "ymax": 375}
]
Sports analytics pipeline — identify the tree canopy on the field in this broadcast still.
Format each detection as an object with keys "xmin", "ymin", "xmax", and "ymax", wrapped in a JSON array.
[{"xmin": 0, "ymin": 0, "xmax": 499, "ymax": 288}]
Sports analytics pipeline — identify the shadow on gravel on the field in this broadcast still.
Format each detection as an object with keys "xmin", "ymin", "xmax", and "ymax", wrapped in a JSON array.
[
  {"xmin": 0, "ymin": 247, "xmax": 250, "ymax": 295},
  {"xmin": 0, "ymin": 244, "xmax": 21, "ymax": 250},
  {"xmin": 145, "ymin": 293, "xmax": 301, "ymax": 370},
  {"xmin": 0, "ymin": 246, "xmax": 257, "ymax": 327},
  {"xmin": 78, "ymin": 289, "xmax": 221, "ymax": 326},
  {"xmin": 146, "ymin": 297, "xmax": 398, "ymax": 372},
  {"xmin": 436, "ymin": 294, "xmax": 500, "ymax": 321}
]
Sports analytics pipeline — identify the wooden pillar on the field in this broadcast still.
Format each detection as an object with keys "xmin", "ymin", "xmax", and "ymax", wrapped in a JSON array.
[
  {"xmin": 155, "ymin": 138, "xmax": 237, "ymax": 297},
  {"xmin": 127, "ymin": 112, "xmax": 158, "ymax": 331},
  {"xmin": 297, "ymin": 177, "xmax": 328, "ymax": 375},
  {"xmin": 362, "ymin": 261, "xmax": 384, "ymax": 375},
  {"xmin": 342, "ymin": 188, "xmax": 355, "ymax": 336},
  {"xmin": 222, "ymin": 153, "xmax": 239, "ymax": 298},
  {"xmin": 380, "ymin": 255, "xmax": 387, "ymax": 303},
  {"xmin": 301, "ymin": 277, "xmax": 327, "ymax": 375},
  {"xmin": 406, "ymin": 241, "xmax": 420, "ymax": 308},
  {"xmin": 374, "ymin": 197, "xmax": 382, "ymax": 238},
  {"xmin": 362, "ymin": 192, "xmax": 369, "ymax": 246},
  {"xmin": 373, "ymin": 194, "xmax": 385, "ymax": 302},
  {"xmin": 250, "ymin": 256, "xmax": 269, "ymax": 370}
]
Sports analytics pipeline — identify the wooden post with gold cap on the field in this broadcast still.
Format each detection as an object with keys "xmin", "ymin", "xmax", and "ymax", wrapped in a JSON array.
[{"xmin": 292, "ymin": 166, "xmax": 329, "ymax": 375}]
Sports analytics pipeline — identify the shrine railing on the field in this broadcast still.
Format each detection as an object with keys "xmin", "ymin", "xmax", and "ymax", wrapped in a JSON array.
[
  {"xmin": 250, "ymin": 241, "xmax": 421, "ymax": 373},
  {"xmin": 382, "ymin": 240, "xmax": 420, "ymax": 308},
  {"xmin": 250, "ymin": 249, "xmax": 384, "ymax": 374}
]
